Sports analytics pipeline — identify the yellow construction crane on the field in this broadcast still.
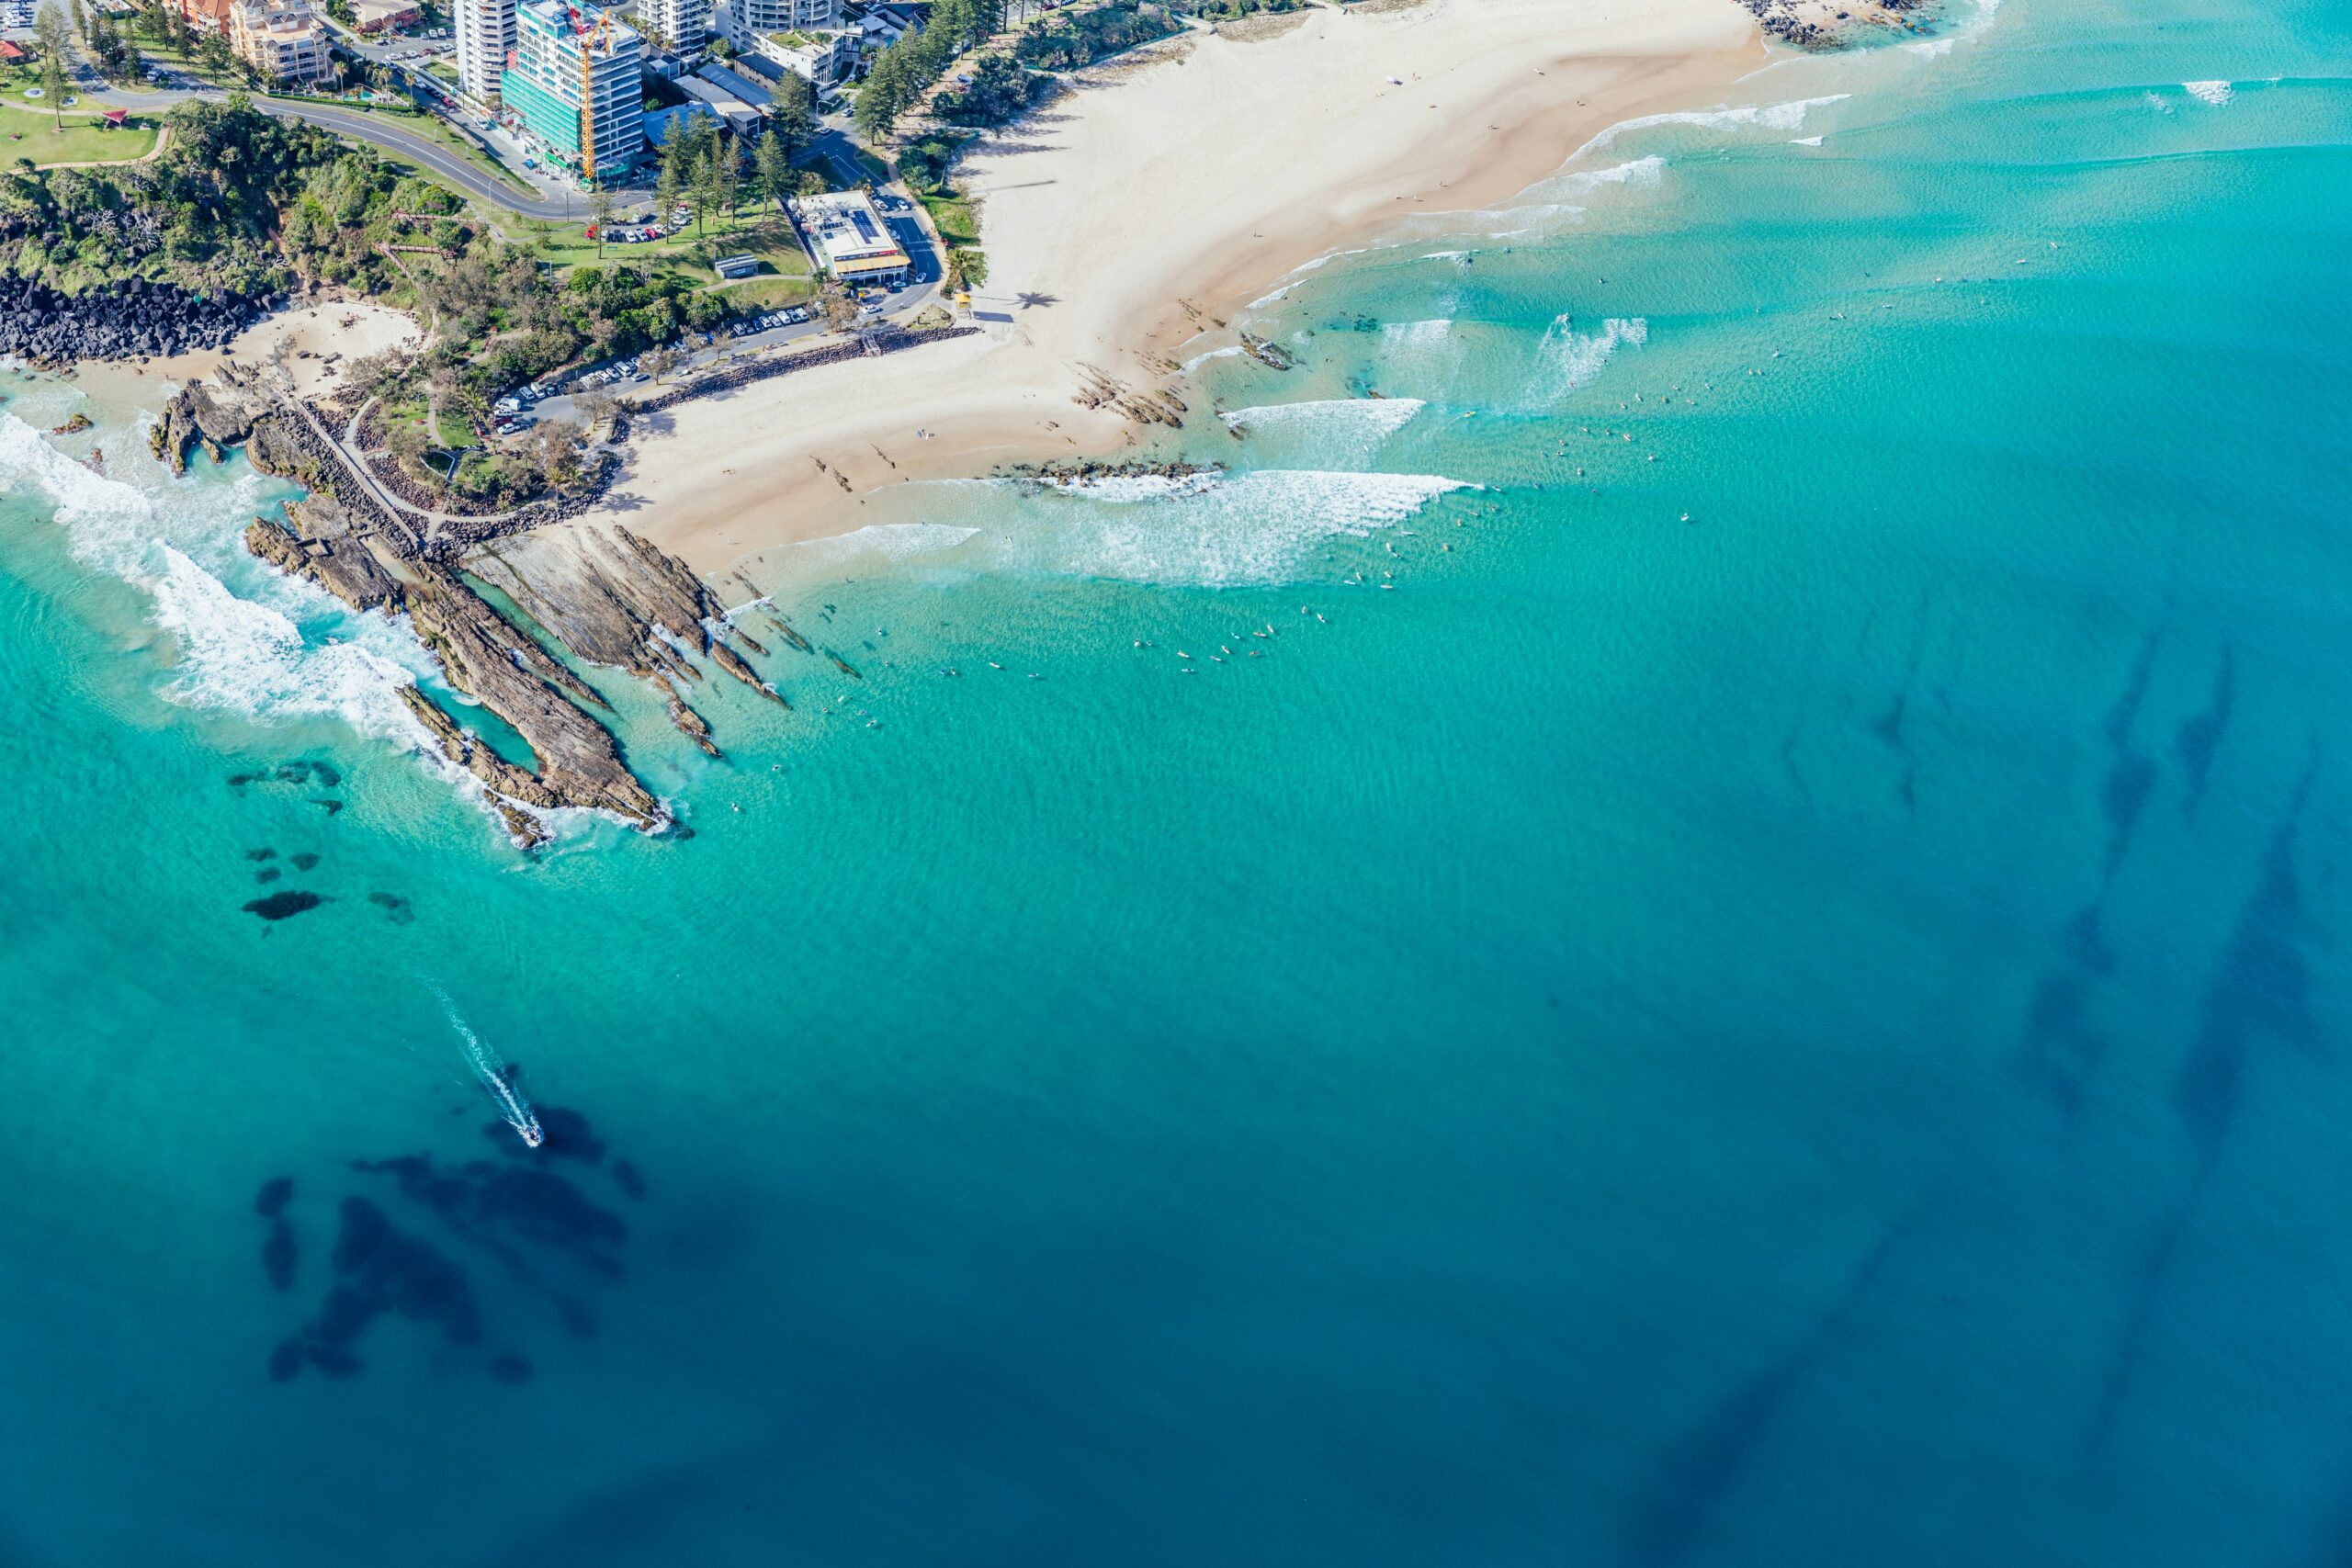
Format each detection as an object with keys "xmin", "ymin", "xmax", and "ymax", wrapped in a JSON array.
[{"xmin": 573, "ymin": 9, "xmax": 618, "ymax": 182}]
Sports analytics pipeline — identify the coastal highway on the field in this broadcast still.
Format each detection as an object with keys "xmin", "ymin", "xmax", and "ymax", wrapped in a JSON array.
[{"xmin": 81, "ymin": 74, "xmax": 646, "ymax": 220}]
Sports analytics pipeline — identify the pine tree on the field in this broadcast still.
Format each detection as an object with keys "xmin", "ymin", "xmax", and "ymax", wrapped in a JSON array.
[
  {"xmin": 691, "ymin": 145, "xmax": 718, "ymax": 239},
  {"xmin": 771, "ymin": 69, "xmax": 814, "ymax": 157},
  {"xmin": 854, "ymin": 46, "xmax": 905, "ymax": 141},
  {"xmin": 589, "ymin": 183, "xmax": 616, "ymax": 257},
  {"xmin": 752, "ymin": 127, "xmax": 787, "ymax": 211},
  {"xmin": 40, "ymin": 48, "xmax": 67, "ymax": 130},
  {"xmin": 713, "ymin": 144, "xmax": 738, "ymax": 231}
]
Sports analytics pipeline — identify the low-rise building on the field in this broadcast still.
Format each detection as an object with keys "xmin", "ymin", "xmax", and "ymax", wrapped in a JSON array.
[
  {"xmin": 228, "ymin": 0, "xmax": 334, "ymax": 84},
  {"xmin": 694, "ymin": 60, "xmax": 772, "ymax": 110},
  {"xmin": 642, "ymin": 98, "xmax": 718, "ymax": 149},
  {"xmin": 349, "ymin": 0, "xmax": 422, "ymax": 32},
  {"xmin": 749, "ymin": 24, "xmax": 854, "ymax": 85},
  {"xmin": 168, "ymin": 0, "xmax": 238, "ymax": 33},
  {"xmin": 673, "ymin": 72, "xmax": 760, "ymax": 137},
  {"xmin": 791, "ymin": 188, "xmax": 910, "ymax": 290}
]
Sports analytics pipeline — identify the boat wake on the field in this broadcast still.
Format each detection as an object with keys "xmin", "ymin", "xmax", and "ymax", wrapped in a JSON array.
[{"xmin": 432, "ymin": 985, "xmax": 543, "ymax": 1148}]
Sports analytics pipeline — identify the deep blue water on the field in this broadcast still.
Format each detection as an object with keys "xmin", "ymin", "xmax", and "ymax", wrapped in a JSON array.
[{"xmin": 4, "ymin": 0, "xmax": 2352, "ymax": 1561}]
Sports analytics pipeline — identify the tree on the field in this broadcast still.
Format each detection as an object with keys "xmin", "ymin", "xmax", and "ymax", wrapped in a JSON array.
[
  {"xmin": 33, "ymin": 0, "xmax": 72, "ymax": 62},
  {"xmin": 526, "ymin": 418, "xmax": 588, "ymax": 491},
  {"xmin": 573, "ymin": 388, "xmax": 615, "ymax": 437},
  {"xmin": 769, "ymin": 70, "xmax": 815, "ymax": 157},
  {"xmin": 818, "ymin": 279, "xmax": 857, "ymax": 333},
  {"xmin": 710, "ymin": 141, "xmax": 738, "ymax": 231},
  {"xmin": 640, "ymin": 344, "xmax": 678, "ymax": 383},
  {"xmin": 383, "ymin": 412, "xmax": 430, "ymax": 473},
  {"xmin": 654, "ymin": 128, "xmax": 687, "ymax": 222},
  {"xmin": 795, "ymin": 167, "xmax": 829, "ymax": 198},
  {"xmin": 751, "ymin": 126, "xmax": 787, "ymax": 212},
  {"xmin": 854, "ymin": 45, "xmax": 908, "ymax": 141},
  {"xmin": 588, "ymin": 182, "xmax": 615, "ymax": 257},
  {"xmin": 40, "ymin": 49, "xmax": 69, "ymax": 133},
  {"xmin": 690, "ymin": 145, "xmax": 719, "ymax": 240}
]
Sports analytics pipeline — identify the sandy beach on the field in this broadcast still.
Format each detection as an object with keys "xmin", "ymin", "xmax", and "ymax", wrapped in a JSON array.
[
  {"xmin": 587, "ymin": 0, "xmax": 1766, "ymax": 579},
  {"xmin": 69, "ymin": 301, "xmax": 425, "ymax": 413}
]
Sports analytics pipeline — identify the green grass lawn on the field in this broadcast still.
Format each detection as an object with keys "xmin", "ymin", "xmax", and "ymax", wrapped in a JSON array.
[
  {"xmin": 0, "ymin": 106, "xmax": 162, "ymax": 166},
  {"xmin": 917, "ymin": 188, "xmax": 980, "ymax": 252},
  {"xmin": 526, "ymin": 205, "xmax": 813, "ymax": 282},
  {"xmin": 704, "ymin": 274, "xmax": 818, "ymax": 310},
  {"xmin": 431, "ymin": 405, "xmax": 478, "ymax": 447}
]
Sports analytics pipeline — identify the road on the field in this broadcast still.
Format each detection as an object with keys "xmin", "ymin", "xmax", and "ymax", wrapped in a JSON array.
[{"xmin": 80, "ymin": 68, "xmax": 648, "ymax": 220}]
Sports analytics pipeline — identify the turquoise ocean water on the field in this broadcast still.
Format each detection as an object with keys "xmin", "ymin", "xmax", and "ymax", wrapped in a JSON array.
[{"xmin": 5, "ymin": 0, "xmax": 2351, "ymax": 1559}]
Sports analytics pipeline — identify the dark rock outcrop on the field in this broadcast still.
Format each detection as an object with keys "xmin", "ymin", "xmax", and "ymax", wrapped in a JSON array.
[
  {"xmin": 0, "ymin": 275, "xmax": 272, "ymax": 370},
  {"xmin": 157, "ymin": 360, "xmax": 784, "ymax": 846}
]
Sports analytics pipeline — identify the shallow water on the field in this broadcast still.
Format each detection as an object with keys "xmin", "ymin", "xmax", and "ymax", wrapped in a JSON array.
[{"xmin": 5, "ymin": 0, "xmax": 2352, "ymax": 1560}]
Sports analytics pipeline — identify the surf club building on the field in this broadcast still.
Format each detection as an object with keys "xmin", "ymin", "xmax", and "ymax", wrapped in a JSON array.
[{"xmin": 789, "ymin": 188, "xmax": 910, "ymax": 292}]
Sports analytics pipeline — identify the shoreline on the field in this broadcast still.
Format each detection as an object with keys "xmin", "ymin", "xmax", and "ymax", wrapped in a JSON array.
[
  {"xmin": 67, "ymin": 302, "xmax": 426, "ymax": 412},
  {"xmin": 576, "ymin": 0, "xmax": 1769, "ymax": 582}
]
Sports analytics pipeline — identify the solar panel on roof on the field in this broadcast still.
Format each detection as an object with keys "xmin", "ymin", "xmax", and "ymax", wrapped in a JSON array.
[{"xmin": 850, "ymin": 211, "xmax": 879, "ymax": 243}]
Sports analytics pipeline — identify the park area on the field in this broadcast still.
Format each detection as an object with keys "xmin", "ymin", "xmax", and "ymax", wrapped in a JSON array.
[{"xmin": 0, "ymin": 100, "xmax": 160, "ymax": 167}]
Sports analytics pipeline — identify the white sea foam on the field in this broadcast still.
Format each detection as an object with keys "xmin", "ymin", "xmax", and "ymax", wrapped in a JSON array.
[
  {"xmin": 1455, "ymin": 158, "xmax": 1665, "ymax": 243},
  {"xmin": 1181, "ymin": 344, "xmax": 1247, "ymax": 374},
  {"xmin": 1381, "ymin": 319, "xmax": 1454, "ymax": 347},
  {"xmin": 1791, "ymin": 135, "xmax": 1825, "ymax": 146},
  {"xmin": 1528, "ymin": 315, "xmax": 1649, "ymax": 407},
  {"xmin": 433, "ymin": 985, "xmax": 542, "ymax": 1147},
  {"xmin": 782, "ymin": 521, "xmax": 980, "ymax": 578},
  {"xmin": 1220, "ymin": 398, "xmax": 1426, "ymax": 464},
  {"xmin": 999, "ymin": 467, "xmax": 1471, "ymax": 587},
  {"xmin": 2183, "ymin": 80, "xmax": 2234, "ymax": 107},
  {"xmin": 1576, "ymin": 96, "xmax": 1848, "ymax": 159},
  {"xmin": 1905, "ymin": 0, "xmax": 2004, "ymax": 55},
  {"xmin": 0, "ymin": 411, "xmax": 435, "ymax": 746}
]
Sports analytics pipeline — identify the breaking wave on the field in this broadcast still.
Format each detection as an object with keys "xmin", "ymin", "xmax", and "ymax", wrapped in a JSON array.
[
  {"xmin": 777, "ymin": 521, "xmax": 981, "ymax": 581},
  {"xmin": 1527, "ymin": 315, "xmax": 1650, "ymax": 408},
  {"xmin": 1219, "ymin": 398, "xmax": 1426, "ymax": 464},
  {"xmin": 2182, "ymin": 80, "xmax": 2234, "ymax": 107},
  {"xmin": 980, "ymin": 467, "xmax": 1473, "ymax": 588},
  {"xmin": 1575, "ymin": 97, "xmax": 1849, "ymax": 160},
  {"xmin": 0, "ymin": 409, "xmax": 434, "ymax": 744}
]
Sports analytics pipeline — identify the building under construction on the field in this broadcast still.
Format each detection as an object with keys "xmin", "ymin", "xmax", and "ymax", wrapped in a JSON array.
[{"xmin": 500, "ymin": 0, "xmax": 646, "ymax": 185}]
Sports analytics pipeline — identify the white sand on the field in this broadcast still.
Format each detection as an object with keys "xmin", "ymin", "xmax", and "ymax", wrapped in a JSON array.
[
  {"xmin": 592, "ymin": 0, "xmax": 1764, "ymax": 576},
  {"xmin": 74, "ymin": 301, "xmax": 425, "ymax": 408}
]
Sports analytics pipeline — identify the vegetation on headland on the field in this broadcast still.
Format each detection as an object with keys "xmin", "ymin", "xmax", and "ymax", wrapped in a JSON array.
[{"xmin": 1009, "ymin": 0, "xmax": 1182, "ymax": 70}]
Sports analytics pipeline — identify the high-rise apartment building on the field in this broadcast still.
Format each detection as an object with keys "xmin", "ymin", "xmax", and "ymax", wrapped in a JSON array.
[
  {"xmin": 635, "ymin": 0, "xmax": 708, "ymax": 54},
  {"xmin": 500, "ymin": 0, "xmax": 646, "ymax": 184},
  {"xmin": 454, "ymin": 0, "xmax": 516, "ymax": 105}
]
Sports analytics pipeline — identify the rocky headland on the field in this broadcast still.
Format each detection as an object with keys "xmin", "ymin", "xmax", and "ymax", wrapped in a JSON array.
[
  {"xmin": 1, "ymin": 275, "xmax": 277, "ymax": 369},
  {"xmin": 158, "ymin": 366, "xmax": 787, "ymax": 847}
]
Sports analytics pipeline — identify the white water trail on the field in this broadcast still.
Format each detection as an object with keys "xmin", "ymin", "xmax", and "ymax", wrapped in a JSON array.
[{"xmin": 433, "ymin": 985, "xmax": 543, "ymax": 1147}]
